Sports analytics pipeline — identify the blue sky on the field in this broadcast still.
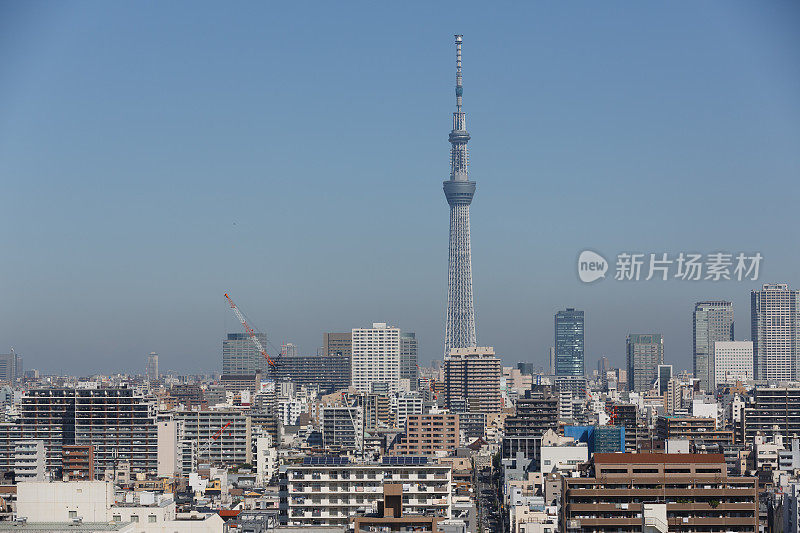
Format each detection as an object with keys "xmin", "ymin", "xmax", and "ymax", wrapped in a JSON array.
[{"xmin": 1, "ymin": 1, "xmax": 799, "ymax": 374}]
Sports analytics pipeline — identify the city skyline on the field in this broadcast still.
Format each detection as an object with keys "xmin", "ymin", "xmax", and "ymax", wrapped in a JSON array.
[{"xmin": 2, "ymin": 2, "xmax": 799, "ymax": 374}]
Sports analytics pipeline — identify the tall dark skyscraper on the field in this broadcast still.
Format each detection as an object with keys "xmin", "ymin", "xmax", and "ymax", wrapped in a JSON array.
[
  {"xmin": 400, "ymin": 332, "xmax": 419, "ymax": 390},
  {"xmin": 555, "ymin": 308, "xmax": 585, "ymax": 376},
  {"xmin": 693, "ymin": 301, "xmax": 734, "ymax": 392},
  {"xmin": 443, "ymin": 35, "xmax": 478, "ymax": 357}
]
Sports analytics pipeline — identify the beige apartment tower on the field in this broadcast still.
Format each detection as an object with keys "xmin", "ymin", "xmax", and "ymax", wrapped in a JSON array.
[{"xmin": 443, "ymin": 346, "xmax": 502, "ymax": 413}]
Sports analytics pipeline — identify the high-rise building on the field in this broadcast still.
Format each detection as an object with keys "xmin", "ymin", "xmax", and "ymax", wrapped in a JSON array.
[
  {"xmin": 19, "ymin": 388, "xmax": 157, "ymax": 475},
  {"xmin": 73, "ymin": 388, "xmax": 157, "ymax": 475},
  {"xmin": 553, "ymin": 375, "xmax": 588, "ymax": 400},
  {"xmin": 0, "ymin": 349, "xmax": 19, "ymax": 383},
  {"xmin": 321, "ymin": 405, "xmax": 362, "ymax": 450},
  {"xmin": 269, "ymin": 354, "xmax": 351, "ymax": 393},
  {"xmin": 400, "ymin": 332, "xmax": 419, "ymax": 390},
  {"xmin": 517, "ymin": 362, "xmax": 534, "ymax": 375},
  {"xmin": 443, "ymin": 35, "xmax": 478, "ymax": 358},
  {"xmin": 657, "ymin": 364, "xmax": 672, "ymax": 395},
  {"xmin": 714, "ymin": 341, "xmax": 754, "ymax": 388},
  {"xmin": 609, "ymin": 402, "xmax": 645, "ymax": 452},
  {"xmin": 443, "ymin": 347, "xmax": 502, "ymax": 413},
  {"xmin": 626, "ymin": 334, "xmax": 664, "ymax": 393},
  {"xmin": 280, "ymin": 343, "xmax": 298, "ymax": 358},
  {"xmin": 351, "ymin": 323, "xmax": 401, "ymax": 393},
  {"xmin": 392, "ymin": 413, "xmax": 459, "ymax": 457},
  {"xmin": 751, "ymin": 283, "xmax": 800, "ymax": 381},
  {"xmin": 146, "ymin": 351, "xmax": 159, "ymax": 382},
  {"xmin": 223, "ymin": 333, "xmax": 268, "ymax": 375},
  {"xmin": 171, "ymin": 410, "xmax": 252, "ymax": 465},
  {"xmin": 742, "ymin": 387, "xmax": 800, "ymax": 442},
  {"xmin": 597, "ymin": 356, "xmax": 609, "ymax": 375},
  {"xmin": 502, "ymin": 387, "xmax": 559, "ymax": 462},
  {"xmin": 323, "ymin": 332, "xmax": 352, "ymax": 357},
  {"xmin": 364, "ymin": 393, "xmax": 392, "ymax": 431},
  {"xmin": 554, "ymin": 308, "xmax": 584, "ymax": 376},
  {"xmin": 693, "ymin": 301, "xmax": 734, "ymax": 391}
]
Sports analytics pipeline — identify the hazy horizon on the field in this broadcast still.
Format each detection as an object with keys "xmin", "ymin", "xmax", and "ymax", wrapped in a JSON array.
[{"xmin": 2, "ymin": 2, "xmax": 799, "ymax": 375}]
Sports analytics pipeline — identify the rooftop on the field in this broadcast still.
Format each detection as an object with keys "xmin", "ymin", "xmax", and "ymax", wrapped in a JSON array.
[
  {"xmin": 0, "ymin": 524, "xmax": 132, "ymax": 532},
  {"xmin": 593, "ymin": 453, "xmax": 725, "ymax": 464}
]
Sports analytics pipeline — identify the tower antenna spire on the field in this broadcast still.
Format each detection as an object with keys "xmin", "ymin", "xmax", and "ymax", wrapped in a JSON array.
[
  {"xmin": 443, "ymin": 34, "xmax": 477, "ymax": 357},
  {"xmin": 455, "ymin": 34, "xmax": 463, "ymax": 112}
]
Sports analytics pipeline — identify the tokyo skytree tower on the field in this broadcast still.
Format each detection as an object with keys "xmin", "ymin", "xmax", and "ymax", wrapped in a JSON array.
[{"xmin": 443, "ymin": 35, "xmax": 477, "ymax": 357}]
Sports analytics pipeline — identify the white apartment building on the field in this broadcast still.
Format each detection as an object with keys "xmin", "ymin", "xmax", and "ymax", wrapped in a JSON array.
[
  {"xmin": 256, "ymin": 435, "xmax": 277, "ymax": 484},
  {"xmin": 714, "ymin": 341, "xmax": 754, "ymax": 387},
  {"xmin": 280, "ymin": 459, "xmax": 452, "ymax": 528},
  {"xmin": 392, "ymin": 393, "xmax": 424, "ymax": 431},
  {"xmin": 278, "ymin": 398, "xmax": 304, "ymax": 426},
  {"xmin": 539, "ymin": 443, "xmax": 588, "ymax": 474},
  {"xmin": 14, "ymin": 440, "xmax": 46, "ymax": 482},
  {"xmin": 170, "ymin": 410, "xmax": 252, "ymax": 465},
  {"xmin": 351, "ymin": 323, "xmax": 401, "ymax": 393}
]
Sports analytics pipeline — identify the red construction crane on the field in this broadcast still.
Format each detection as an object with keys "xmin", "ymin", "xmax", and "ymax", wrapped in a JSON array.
[
  {"xmin": 224, "ymin": 293, "xmax": 276, "ymax": 368},
  {"xmin": 197, "ymin": 421, "xmax": 233, "ymax": 459}
]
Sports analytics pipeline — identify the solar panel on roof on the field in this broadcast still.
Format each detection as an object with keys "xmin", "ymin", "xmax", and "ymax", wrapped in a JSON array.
[
  {"xmin": 303, "ymin": 455, "xmax": 350, "ymax": 466},
  {"xmin": 381, "ymin": 456, "xmax": 429, "ymax": 466}
]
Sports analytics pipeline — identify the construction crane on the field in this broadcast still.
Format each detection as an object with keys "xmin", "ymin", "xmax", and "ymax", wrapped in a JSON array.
[{"xmin": 224, "ymin": 293, "xmax": 276, "ymax": 368}]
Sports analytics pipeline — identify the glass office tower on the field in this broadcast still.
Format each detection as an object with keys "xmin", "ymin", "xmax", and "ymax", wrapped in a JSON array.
[{"xmin": 555, "ymin": 308, "xmax": 585, "ymax": 376}]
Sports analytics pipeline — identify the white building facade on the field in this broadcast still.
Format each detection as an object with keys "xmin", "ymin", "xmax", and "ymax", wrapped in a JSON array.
[
  {"xmin": 14, "ymin": 440, "xmax": 46, "ymax": 482},
  {"xmin": 280, "ymin": 461, "xmax": 452, "ymax": 528},
  {"xmin": 351, "ymin": 323, "xmax": 401, "ymax": 393},
  {"xmin": 713, "ymin": 340, "xmax": 754, "ymax": 387}
]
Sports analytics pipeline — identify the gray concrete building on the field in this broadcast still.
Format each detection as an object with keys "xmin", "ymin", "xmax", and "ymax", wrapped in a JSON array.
[
  {"xmin": 223, "ymin": 333, "xmax": 269, "ymax": 375},
  {"xmin": 693, "ymin": 301, "xmax": 734, "ymax": 392},
  {"xmin": 626, "ymin": 333, "xmax": 664, "ymax": 393}
]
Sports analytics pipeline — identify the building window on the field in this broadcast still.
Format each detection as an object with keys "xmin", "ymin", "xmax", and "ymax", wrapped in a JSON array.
[
  {"xmin": 69, "ymin": 511, "xmax": 77, "ymax": 519},
  {"xmin": 148, "ymin": 515, "xmax": 157, "ymax": 523},
  {"xmin": 112, "ymin": 515, "xmax": 121, "ymax": 522},
  {"xmin": 131, "ymin": 515, "xmax": 139, "ymax": 523}
]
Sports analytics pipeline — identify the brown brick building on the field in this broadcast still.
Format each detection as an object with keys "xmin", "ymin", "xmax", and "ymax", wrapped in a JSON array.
[
  {"xmin": 655, "ymin": 416, "xmax": 733, "ymax": 446},
  {"xmin": 392, "ymin": 414, "xmax": 459, "ymax": 457},
  {"xmin": 561, "ymin": 453, "xmax": 758, "ymax": 532},
  {"xmin": 62, "ymin": 445, "xmax": 94, "ymax": 481}
]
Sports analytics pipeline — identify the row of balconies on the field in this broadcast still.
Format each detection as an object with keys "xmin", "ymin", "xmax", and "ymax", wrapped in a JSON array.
[
  {"xmin": 569, "ymin": 502, "xmax": 755, "ymax": 512},
  {"xmin": 568, "ymin": 516, "xmax": 754, "ymax": 527},
  {"xmin": 568, "ymin": 488, "xmax": 756, "ymax": 497},
  {"xmin": 291, "ymin": 473, "xmax": 446, "ymax": 482},
  {"xmin": 289, "ymin": 485, "xmax": 448, "ymax": 495},
  {"xmin": 289, "ymin": 498, "xmax": 448, "ymax": 509}
]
